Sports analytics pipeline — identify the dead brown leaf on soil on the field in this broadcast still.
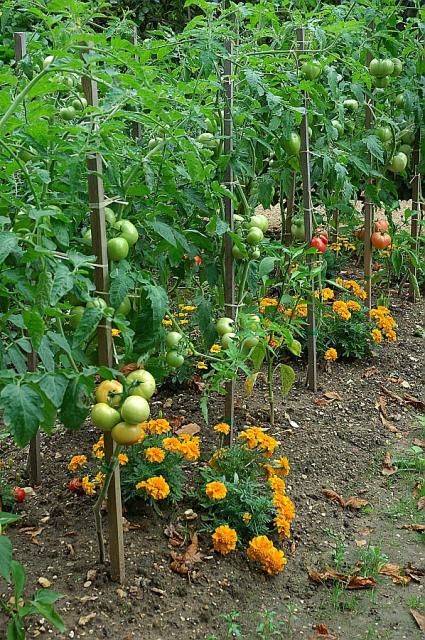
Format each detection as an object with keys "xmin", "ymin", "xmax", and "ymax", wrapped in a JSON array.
[
  {"xmin": 321, "ymin": 489, "xmax": 369, "ymax": 510},
  {"xmin": 164, "ymin": 523, "xmax": 185, "ymax": 547},
  {"xmin": 122, "ymin": 518, "xmax": 143, "ymax": 532},
  {"xmin": 189, "ymin": 374, "xmax": 205, "ymax": 393},
  {"xmin": 379, "ymin": 563, "xmax": 411, "ymax": 586},
  {"xmin": 169, "ymin": 415, "xmax": 185, "ymax": 431},
  {"xmin": 413, "ymin": 482, "xmax": 422, "ymax": 496},
  {"xmin": 170, "ymin": 532, "xmax": 203, "ymax": 578},
  {"xmin": 176, "ymin": 422, "xmax": 201, "ymax": 436},
  {"xmin": 363, "ymin": 366, "xmax": 378, "ymax": 379},
  {"xmin": 377, "ymin": 397, "xmax": 398, "ymax": 433},
  {"xmin": 309, "ymin": 623, "xmax": 337, "ymax": 639},
  {"xmin": 381, "ymin": 451, "xmax": 397, "ymax": 476},
  {"xmin": 398, "ymin": 523, "xmax": 425, "ymax": 532},
  {"xmin": 410, "ymin": 609, "xmax": 425, "ymax": 632},
  {"xmin": 358, "ymin": 527, "xmax": 374, "ymax": 535},
  {"xmin": 381, "ymin": 387, "xmax": 425, "ymax": 411},
  {"xmin": 404, "ymin": 563, "xmax": 425, "ymax": 583},
  {"xmin": 308, "ymin": 568, "xmax": 376, "ymax": 589},
  {"xmin": 19, "ymin": 526, "xmax": 45, "ymax": 545}
]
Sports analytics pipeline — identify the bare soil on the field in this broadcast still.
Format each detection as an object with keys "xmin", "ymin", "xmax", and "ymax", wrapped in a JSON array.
[{"xmin": 2, "ymin": 292, "xmax": 424, "ymax": 640}]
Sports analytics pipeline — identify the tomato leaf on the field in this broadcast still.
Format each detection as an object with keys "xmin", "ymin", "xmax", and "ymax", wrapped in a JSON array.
[
  {"xmin": 59, "ymin": 375, "xmax": 94, "ymax": 430},
  {"xmin": 0, "ymin": 384, "xmax": 44, "ymax": 447},
  {"xmin": 280, "ymin": 364, "xmax": 295, "ymax": 397},
  {"xmin": 109, "ymin": 261, "xmax": 135, "ymax": 307},
  {"xmin": 0, "ymin": 535, "xmax": 13, "ymax": 581},
  {"xmin": 38, "ymin": 373, "xmax": 69, "ymax": 409},
  {"xmin": 72, "ymin": 307, "xmax": 102, "ymax": 348},
  {"xmin": 31, "ymin": 602, "xmax": 65, "ymax": 632},
  {"xmin": 0, "ymin": 231, "xmax": 18, "ymax": 264},
  {"xmin": 50, "ymin": 263, "xmax": 74, "ymax": 305},
  {"xmin": 23, "ymin": 310, "xmax": 45, "ymax": 351}
]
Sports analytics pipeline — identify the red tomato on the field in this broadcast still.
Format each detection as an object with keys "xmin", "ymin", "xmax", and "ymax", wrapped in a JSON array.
[
  {"xmin": 373, "ymin": 219, "xmax": 389, "ymax": 233},
  {"xmin": 371, "ymin": 232, "xmax": 391, "ymax": 250},
  {"xmin": 318, "ymin": 233, "xmax": 329, "ymax": 245},
  {"xmin": 14, "ymin": 487, "xmax": 26, "ymax": 503},
  {"xmin": 193, "ymin": 256, "xmax": 202, "ymax": 266},
  {"xmin": 310, "ymin": 237, "xmax": 327, "ymax": 253},
  {"xmin": 69, "ymin": 478, "xmax": 84, "ymax": 495}
]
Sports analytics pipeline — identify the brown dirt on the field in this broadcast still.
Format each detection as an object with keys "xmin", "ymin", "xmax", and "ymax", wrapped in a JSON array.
[{"xmin": 2, "ymin": 296, "xmax": 425, "ymax": 640}]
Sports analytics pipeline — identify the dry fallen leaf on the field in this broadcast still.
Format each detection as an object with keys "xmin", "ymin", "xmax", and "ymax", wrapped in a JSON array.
[
  {"xmin": 404, "ymin": 562, "xmax": 425, "ymax": 582},
  {"xmin": 344, "ymin": 496, "xmax": 369, "ymax": 510},
  {"xmin": 417, "ymin": 496, "xmax": 425, "ymax": 511},
  {"xmin": 308, "ymin": 568, "xmax": 376, "ymax": 589},
  {"xmin": 358, "ymin": 527, "xmax": 374, "ymax": 536},
  {"xmin": 163, "ymin": 398, "xmax": 173, "ymax": 409},
  {"xmin": 321, "ymin": 489, "xmax": 345, "ymax": 507},
  {"xmin": 379, "ymin": 412, "xmax": 398, "ymax": 433},
  {"xmin": 19, "ymin": 526, "xmax": 45, "ymax": 545},
  {"xmin": 309, "ymin": 623, "xmax": 337, "ymax": 639},
  {"xmin": 176, "ymin": 422, "xmax": 201, "ymax": 436},
  {"xmin": 122, "ymin": 518, "xmax": 143, "ymax": 532},
  {"xmin": 170, "ymin": 532, "xmax": 203, "ymax": 578},
  {"xmin": 169, "ymin": 415, "xmax": 185, "ymax": 431},
  {"xmin": 382, "ymin": 451, "xmax": 397, "ymax": 476},
  {"xmin": 78, "ymin": 612, "xmax": 96, "ymax": 627},
  {"xmin": 164, "ymin": 523, "xmax": 185, "ymax": 548},
  {"xmin": 323, "ymin": 391, "xmax": 342, "ymax": 401},
  {"xmin": 355, "ymin": 539, "xmax": 368, "ymax": 547},
  {"xmin": 398, "ymin": 523, "xmax": 425, "ymax": 532},
  {"xmin": 363, "ymin": 366, "xmax": 378, "ymax": 379},
  {"xmin": 410, "ymin": 609, "xmax": 425, "ymax": 632},
  {"xmin": 403, "ymin": 394, "xmax": 425, "ymax": 410},
  {"xmin": 321, "ymin": 489, "xmax": 368, "ymax": 510},
  {"xmin": 118, "ymin": 363, "xmax": 140, "ymax": 376},
  {"xmin": 379, "ymin": 563, "xmax": 411, "ymax": 585}
]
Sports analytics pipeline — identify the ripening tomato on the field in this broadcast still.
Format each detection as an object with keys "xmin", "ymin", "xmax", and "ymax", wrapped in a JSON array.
[
  {"xmin": 69, "ymin": 478, "xmax": 84, "ymax": 495},
  {"xmin": 391, "ymin": 58, "xmax": 403, "ymax": 76},
  {"xmin": 60, "ymin": 106, "xmax": 76, "ymax": 121},
  {"xmin": 91, "ymin": 403, "xmax": 121, "ymax": 431},
  {"xmin": 371, "ymin": 232, "xmax": 391, "ymax": 250},
  {"xmin": 127, "ymin": 369, "xmax": 156, "ymax": 400},
  {"xmin": 310, "ymin": 237, "xmax": 327, "ymax": 253},
  {"xmin": 95, "ymin": 379, "xmax": 123, "ymax": 407},
  {"xmin": 247, "ymin": 214, "xmax": 269, "ymax": 233},
  {"xmin": 193, "ymin": 256, "xmax": 202, "ymax": 266},
  {"xmin": 72, "ymin": 96, "xmax": 88, "ymax": 111},
  {"xmin": 165, "ymin": 331, "xmax": 182, "ymax": 349},
  {"xmin": 232, "ymin": 244, "xmax": 245, "ymax": 260},
  {"xmin": 221, "ymin": 332, "xmax": 236, "ymax": 349},
  {"xmin": 14, "ymin": 488, "xmax": 26, "ymax": 503},
  {"xmin": 111, "ymin": 422, "xmax": 142, "ymax": 445},
  {"xmin": 373, "ymin": 219, "xmax": 389, "ymax": 233},
  {"xmin": 120, "ymin": 396, "xmax": 150, "ymax": 424}
]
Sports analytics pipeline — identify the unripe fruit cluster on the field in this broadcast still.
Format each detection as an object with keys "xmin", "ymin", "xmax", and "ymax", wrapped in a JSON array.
[{"xmin": 232, "ymin": 214, "xmax": 268, "ymax": 261}]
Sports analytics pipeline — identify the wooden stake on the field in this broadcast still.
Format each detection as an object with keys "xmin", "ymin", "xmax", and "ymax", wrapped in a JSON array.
[
  {"xmin": 363, "ymin": 47, "xmax": 374, "ymax": 308},
  {"xmin": 15, "ymin": 31, "xmax": 42, "ymax": 486},
  {"xmin": 296, "ymin": 27, "xmax": 317, "ymax": 392},
  {"xmin": 82, "ymin": 67, "xmax": 125, "ymax": 583},
  {"xmin": 282, "ymin": 170, "xmax": 296, "ymax": 246},
  {"xmin": 409, "ymin": 127, "xmax": 421, "ymax": 302},
  {"xmin": 223, "ymin": 23, "xmax": 235, "ymax": 444}
]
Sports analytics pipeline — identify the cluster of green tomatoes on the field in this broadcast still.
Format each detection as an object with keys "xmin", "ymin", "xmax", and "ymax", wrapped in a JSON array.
[{"xmin": 232, "ymin": 213, "xmax": 269, "ymax": 261}]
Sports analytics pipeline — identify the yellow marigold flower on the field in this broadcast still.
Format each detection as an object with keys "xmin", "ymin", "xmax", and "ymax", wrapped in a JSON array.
[
  {"xmin": 371, "ymin": 328, "xmax": 383, "ymax": 343},
  {"xmin": 324, "ymin": 348, "xmax": 338, "ymax": 361},
  {"xmin": 111, "ymin": 328, "xmax": 121, "ymax": 337},
  {"xmin": 145, "ymin": 419, "xmax": 170, "ymax": 435},
  {"xmin": 211, "ymin": 525, "xmax": 237, "ymax": 555},
  {"xmin": 68, "ymin": 455, "xmax": 87, "ymax": 472},
  {"xmin": 94, "ymin": 449, "xmax": 104, "ymax": 460},
  {"xmin": 273, "ymin": 494, "xmax": 296, "ymax": 522},
  {"xmin": 335, "ymin": 277, "xmax": 343, "ymax": 286},
  {"xmin": 196, "ymin": 361, "xmax": 208, "ymax": 370},
  {"xmin": 259, "ymin": 297, "xmax": 278, "ymax": 308},
  {"xmin": 386, "ymin": 329, "xmax": 397, "ymax": 342},
  {"xmin": 376, "ymin": 306, "xmax": 390, "ymax": 314},
  {"xmin": 145, "ymin": 447, "xmax": 165, "ymax": 463},
  {"xmin": 178, "ymin": 312, "xmax": 188, "ymax": 318},
  {"xmin": 162, "ymin": 318, "xmax": 172, "ymax": 326},
  {"xmin": 261, "ymin": 547, "xmax": 287, "ymax": 575},
  {"xmin": 274, "ymin": 515, "xmax": 291, "ymax": 538},
  {"xmin": 92, "ymin": 435, "xmax": 104, "ymax": 451},
  {"xmin": 181, "ymin": 305, "xmax": 196, "ymax": 311},
  {"xmin": 179, "ymin": 319, "xmax": 189, "ymax": 325},
  {"xmin": 295, "ymin": 303, "xmax": 307, "ymax": 318},
  {"xmin": 205, "ymin": 481, "xmax": 227, "ymax": 500},
  {"xmin": 242, "ymin": 512, "xmax": 252, "ymax": 524},
  {"xmin": 275, "ymin": 456, "xmax": 290, "ymax": 477},
  {"xmin": 94, "ymin": 472, "xmax": 105, "ymax": 485},
  {"xmin": 208, "ymin": 448, "xmax": 226, "ymax": 469},
  {"xmin": 81, "ymin": 475, "xmax": 96, "ymax": 496},
  {"xmin": 162, "ymin": 437, "xmax": 181, "ymax": 453},
  {"xmin": 332, "ymin": 300, "xmax": 351, "ymax": 320},
  {"xmin": 210, "ymin": 344, "xmax": 222, "ymax": 353},
  {"xmin": 269, "ymin": 476, "xmax": 286, "ymax": 494},
  {"xmin": 118, "ymin": 453, "xmax": 129, "ymax": 465},
  {"xmin": 346, "ymin": 300, "xmax": 361, "ymax": 311},
  {"xmin": 263, "ymin": 463, "xmax": 277, "ymax": 478},
  {"xmin": 377, "ymin": 316, "xmax": 397, "ymax": 333},
  {"xmin": 179, "ymin": 437, "xmax": 200, "ymax": 461},
  {"xmin": 213, "ymin": 422, "xmax": 230, "ymax": 435},
  {"xmin": 284, "ymin": 308, "xmax": 293, "ymax": 318},
  {"xmin": 136, "ymin": 475, "xmax": 170, "ymax": 500},
  {"xmin": 322, "ymin": 287, "xmax": 334, "ymax": 301},
  {"xmin": 247, "ymin": 535, "xmax": 274, "ymax": 563}
]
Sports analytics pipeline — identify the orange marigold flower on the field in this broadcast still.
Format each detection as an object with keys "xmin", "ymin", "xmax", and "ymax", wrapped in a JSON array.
[
  {"xmin": 247, "ymin": 535, "xmax": 274, "ymax": 563},
  {"xmin": 321, "ymin": 287, "xmax": 334, "ymax": 301},
  {"xmin": 268, "ymin": 476, "xmax": 286, "ymax": 494},
  {"xmin": 118, "ymin": 453, "xmax": 129, "ymax": 465},
  {"xmin": 273, "ymin": 494, "xmax": 296, "ymax": 522},
  {"xmin": 295, "ymin": 303, "xmax": 307, "ymax": 318},
  {"xmin": 81, "ymin": 475, "xmax": 96, "ymax": 496},
  {"xmin": 145, "ymin": 447, "xmax": 165, "ymax": 463},
  {"xmin": 68, "ymin": 455, "xmax": 87, "ymax": 472},
  {"xmin": 136, "ymin": 475, "xmax": 170, "ymax": 500},
  {"xmin": 274, "ymin": 515, "xmax": 291, "ymax": 538},
  {"xmin": 261, "ymin": 547, "xmax": 287, "ymax": 575},
  {"xmin": 211, "ymin": 525, "xmax": 237, "ymax": 555},
  {"xmin": 213, "ymin": 422, "xmax": 230, "ymax": 436},
  {"xmin": 275, "ymin": 456, "xmax": 290, "ymax": 476},
  {"xmin": 385, "ymin": 329, "xmax": 397, "ymax": 342},
  {"xmin": 371, "ymin": 328, "xmax": 383, "ymax": 343},
  {"xmin": 324, "ymin": 348, "xmax": 337, "ymax": 361},
  {"xmin": 346, "ymin": 300, "xmax": 361, "ymax": 311},
  {"xmin": 145, "ymin": 419, "xmax": 170, "ymax": 435},
  {"xmin": 162, "ymin": 437, "xmax": 181, "ymax": 453},
  {"xmin": 94, "ymin": 472, "xmax": 105, "ymax": 485},
  {"xmin": 179, "ymin": 437, "xmax": 200, "ymax": 461},
  {"xmin": 205, "ymin": 481, "xmax": 227, "ymax": 500},
  {"xmin": 196, "ymin": 361, "xmax": 208, "ymax": 370}
]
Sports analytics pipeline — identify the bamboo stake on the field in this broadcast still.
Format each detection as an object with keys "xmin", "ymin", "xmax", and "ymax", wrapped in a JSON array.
[
  {"xmin": 364, "ymin": 47, "xmax": 374, "ymax": 308},
  {"xmin": 282, "ymin": 170, "xmax": 296, "ymax": 246},
  {"xmin": 408, "ymin": 127, "xmax": 421, "ymax": 302},
  {"xmin": 82, "ymin": 61, "xmax": 125, "ymax": 583},
  {"xmin": 223, "ymin": 24, "xmax": 235, "ymax": 445},
  {"xmin": 296, "ymin": 27, "xmax": 317, "ymax": 392},
  {"xmin": 14, "ymin": 32, "xmax": 42, "ymax": 486}
]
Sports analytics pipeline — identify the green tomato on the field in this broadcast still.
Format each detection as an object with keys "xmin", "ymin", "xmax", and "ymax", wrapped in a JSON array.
[
  {"xmin": 165, "ymin": 331, "xmax": 182, "ymax": 349},
  {"xmin": 369, "ymin": 58, "xmax": 386, "ymax": 77},
  {"xmin": 291, "ymin": 220, "xmax": 305, "ymax": 240},
  {"xmin": 283, "ymin": 132, "xmax": 301, "ymax": 156},
  {"xmin": 60, "ymin": 106, "xmax": 76, "ymax": 121},
  {"xmin": 69, "ymin": 306, "xmax": 85, "ymax": 329},
  {"xmin": 388, "ymin": 152, "xmax": 408, "ymax": 173},
  {"xmin": 127, "ymin": 369, "xmax": 156, "ymax": 400},
  {"xmin": 107, "ymin": 237, "xmax": 129, "ymax": 261},
  {"xmin": 246, "ymin": 227, "xmax": 264, "ymax": 246},
  {"xmin": 18, "ymin": 148, "xmax": 36, "ymax": 162},
  {"xmin": 250, "ymin": 249, "xmax": 261, "ymax": 260},
  {"xmin": 247, "ymin": 214, "xmax": 268, "ymax": 233},
  {"xmin": 373, "ymin": 76, "xmax": 390, "ymax": 89},
  {"xmin": 86, "ymin": 297, "xmax": 107, "ymax": 310},
  {"xmin": 391, "ymin": 58, "xmax": 403, "ymax": 77},
  {"xmin": 242, "ymin": 336, "xmax": 259, "ymax": 352},
  {"xmin": 166, "ymin": 350, "xmax": 185, "ymax": 368},
  {"xmin": 233, "ymin": 214, "xmax": 244, "ymax": 227},
  {"xmin": 91, "ymin": 403, "xmax": 121, "ymax": 431},
  {"xmin": 104, "ymin": 207, "xmax": 116, "ymax": 225},
  {"xmin": 343, "ymin": 99, "xmax": 359, "ymax": 111},
  {"xmin": 401, "ymin": 130, "xmax": 415, "ymax": 145},
  {"xmin": 116, "ymin": 296, "xmax": 131, "ymax": 316},
  {"xmin": 120, "ymin": 396, "xmax": 150, "ymax": 424},
  {"xmin": 72, "ymin": 96, "xmax": 88, "ymax": 111},
  {"xmin": 82, "ymin": 228, "xmax": 92, "ymax": 243},
  {"xmin": 376, "ymin": 126, "xmax": 392, "ymax": 143},
  {"xmin": 216, "ymin": 317, "xmax": 234, "ymax": 336},
  {"xmin": 197, "ymin": 132, "xmax": 217, "ymax": 149},
  {"xmin": 111, "ymin": 422, "xmax": 143, "ymax": 445},
  {"xmin": 205, "ymin": 118, "xmax": 216, "ymax": 133},
  {"xmin": 381, "ymin": 59, "xmax": 395, "ymax": 76},
  {"xmin": 232, "ymin": 244, "xmax": 245, "ymax": 260},
  {"xmin": 42, "ymin": 55, "xmax": 55, "ymax": 69},
  {"xmin": 398, "ymin": 144, "xmax": 411, "ymax": 156},
  {"xmin": 394, "ymin": 93, "xmax": 405, "ymax": 108},
  {"xmin": 331, "ymin": 120, "xmax": 344, "ymax": 137},
  {"xmin": 221, "ymin": 332, "xmax": 236, "ymax": 349},
  {"xmin": 114, "ymin": 219, "xmax": 138, "ymax": 246},
  {"xmin": 242, "ymin": 314, "xmax": 261, "ymax": 331},
  {"xmin": 300, "ymin": 60, "xmax": 321, "ymax": 80}
]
